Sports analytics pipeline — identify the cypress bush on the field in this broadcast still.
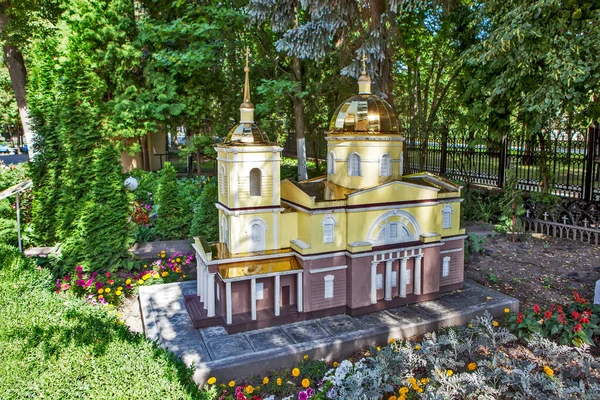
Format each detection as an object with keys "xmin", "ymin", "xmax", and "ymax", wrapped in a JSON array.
[
  {"xmin": 62, "ymin": 145, "xmax": 133, "ymax": 272},
  {"xmin": 190, "ymin": 181, "xmax": 218, "ymax": 242},
  {"xmin": 155, "ymin": 162, "xmax": 190, "ymax": 240}
]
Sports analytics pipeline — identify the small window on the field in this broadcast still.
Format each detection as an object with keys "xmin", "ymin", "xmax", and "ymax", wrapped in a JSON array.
[
  {"xmin": 390, "ymin": 223, "xmax": 398, "ymax": 238},
  {"xmin": 376, "ymin": 273, "xmax": 383, "ymax": 290},
  {"xmin": 348, "ymin": 152, "xmax": 361, "ymax": 176},
  {"xmin": 324, "ymin": 275, "xmax": 334, "ymax": 299},
  {"xmin": 442, "ymin": 257, "xmax": 450, "ymax": 277},
  {"xmin": 379, "ymin": 153, "xmax": 392, "ymax": 177},
  {"xmin": 250, "ymin": 168, "xmax": 262, "ymax": 196},
  {"xmin": 404, "ymin": 267, "xmax": 411, "ymax": 284},
  {"xmin": 217, "ymin": 283, "xmax": 220, "ymax": 301},
  {"xmin": 256, "ymin": 281, "xmax": 264, "ymax": 300},
  {"xmin": 328, "ymin": 151, "xmax": 335, "ymax": 175},
  {"xmin": 220, "ymin": 165, "xmax": 226, "ymax": 194},
  {"xmin": 442, "ymin": 204, "xmax": 453, "ymax": 229},
  {"xmin": 322, "ymin": 216, "xmax": 335, "ymax": 244},
  {"xmin": 251, "ymin": 224, "xmax": 262, "ymax": 243},
  {"xmin": 391, "ymin": 270, "xmax": 397, "ymax": 288}
]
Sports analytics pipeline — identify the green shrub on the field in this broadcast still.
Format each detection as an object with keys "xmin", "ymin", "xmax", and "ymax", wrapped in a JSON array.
[
  {"xmin": 0, "ymin": 244, "xmax": 204, "ymax": 399},
  {"xmin": 155, "ymin": 162, "xmax": 191, "ymax": 240},
  {"xmin": 190, "ymin": 181, "xmax": 218, "ymax": 242},
  {"xmin": 61, "ymin": 145, "xmax": 134, "ymax": 272}
]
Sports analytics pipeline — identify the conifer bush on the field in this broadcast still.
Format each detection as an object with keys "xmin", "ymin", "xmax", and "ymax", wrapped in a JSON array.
[
  {"xmin": 191, "ymin": 181, "xmax": 218, "ymax": 242},
  {"xmin": 155, "ymin": 162, "xmax": 191, "ymax": 240}
]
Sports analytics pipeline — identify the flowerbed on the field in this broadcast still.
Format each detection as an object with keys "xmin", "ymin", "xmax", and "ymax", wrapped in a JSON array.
[
  {"xmin": 509, "ymin": 291, "xmax": 600, "ymax": 347},
  {"xmin": 201, "ymin": 312, "xmax": 600, "ymax": 399},
  {"xmin": 55, "ymin": 250, "xmax": 194, "ymax": 306}
]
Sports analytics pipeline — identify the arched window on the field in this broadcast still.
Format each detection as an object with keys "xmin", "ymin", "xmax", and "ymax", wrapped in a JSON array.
[
  {"xmin": 250, "ymin": 168, "xmax": 262, "ymax": 196},
  {"xmin": 248, "ymin": 219, "xmax": 267, "ymax": 252},
  {"xmin": 348, "ymin": 152, "xmax": 361, "ymax": 176},
  {"xmin": 220, "ymin": 165, "xmax": 226, "ymax": 194},
  {"xmin": 327, "ymin": 151, "xmax": 335, "ymax": 175},
  {"xmin": 442, "ymin": 204, "xmax": 454, "ymax": 229},
  {"xmin": 322, "ymin": 216, "xmax": 336, "ymax": 244},
  {"xmin": 379, "ymin": 153, "xmax": 392, "ymax": 177},
  {"xmin": 221, "ymin": 215, "xmax": 228, "ymax": 243}
]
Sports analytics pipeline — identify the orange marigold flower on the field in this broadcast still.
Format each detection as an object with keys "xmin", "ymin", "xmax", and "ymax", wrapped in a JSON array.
[
  {"xmin": 291, "ymin": 368, "xmax": 300, "ymax": 377},
  {"xmin": 228, "ymin": 380, "xmax": 235, "ymax": 387},
  {"xmin": 301, "ymin": 378, "xmax": 310, "ymax": 388},
  {"xmin": 468, "ymin": 362, "xmax": 477, "ymax": 371},
  {"xmin": 493, "ymin": 321, "xmax": 499, "ymax": 327},
  {"xmin": 276, "ymin": 378, "xmax": 282, "ymax": 386},
  {"xmin": 207, "ymin": 377, "xmax": 216, "ymax": 385},
  {"xmin": 333, "ymin": 361, "xmax": 339, "ymax": 367},
  {"xmin": 245, "ymin": 385, "xmax": 254, "ymax": 394},
  {"xmin": 399, "ymin": 387, "xmax": 409, "ymax": 394},
  {"xmin": 544, "ymin": 366, "xmax": 554, "ymax": 376}
]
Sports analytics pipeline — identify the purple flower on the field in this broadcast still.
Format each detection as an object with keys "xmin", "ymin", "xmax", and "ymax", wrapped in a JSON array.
[
  {"xmin": 95, "ymin": 282, "xmax": 103, "ymax": 290},
  {"xmin": 76, "ymin": 279, "xmax": 85, "ymax": 287},
  {"xmin": 91, "ymin": 271, "xmax": 98, "ymax": 279},
  {"xmin": 64, "ymin": 274, "xmax": 70, "ymax": 281},
  {"xmin": 75, "ymin": 266, "xmax": 83, "ymax": 273},
  {"xmin": 126, "ymin": 284, "xmax": 132, "ymax": 290},
  {"xmin": 306, "ymin": 388, "xmax": 315, "ymax": 397},
  {"xmin": 76, "ymin": 272, "xmax": 83, "ymax": 279},
  {"xmin": 298, "ymin": 391, "xmax": 308, "ymax": 400}
]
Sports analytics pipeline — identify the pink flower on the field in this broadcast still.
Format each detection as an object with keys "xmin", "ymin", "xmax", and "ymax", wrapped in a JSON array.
[
  {"xmin": 298, "ymin": 391, "xmax": 308, "ymax": 400},
  {"xmin": 106, "ymin": 272, "xmax": 111, "ymax": 278},
  {"xmin": 76, "ymin": 279, "xmax": 85, "ymax": 286},
  {"xmin": 306, "ymin": 388, "xmax": 315, "ymax": 397},
  {"xmin": 75, "ymin": 266, "xmax": 83, "ymax": 272},
  {"xmin": 64, "ymin": 274, "xmax": 70, "ymax": 281},
  {"xmin": 544, "ymin": 310, "xmax": 552, "ymax": 319},
  {"xmin": 61, "ymin": 283, "xmax": 70, "ymax": 291},
  {"xmin": 95, "ymin": 282, "xmax": 103, "ymax": 290}
]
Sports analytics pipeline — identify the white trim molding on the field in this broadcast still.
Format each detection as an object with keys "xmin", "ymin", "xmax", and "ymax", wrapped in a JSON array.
[{"xmin": 308, "ymin": 265, "xmax": 348, "ymax": 274}]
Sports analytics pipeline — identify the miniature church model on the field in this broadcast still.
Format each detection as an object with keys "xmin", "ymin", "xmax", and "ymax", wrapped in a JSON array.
[{"xmin": 188, "ymin": 52, "xmax": 466, "ymax": 333}]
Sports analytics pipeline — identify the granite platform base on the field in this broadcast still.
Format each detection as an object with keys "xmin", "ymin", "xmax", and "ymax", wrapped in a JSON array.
[{"xmin": 139, "ymin": 279, "xmax": 519, "ymax": 385}]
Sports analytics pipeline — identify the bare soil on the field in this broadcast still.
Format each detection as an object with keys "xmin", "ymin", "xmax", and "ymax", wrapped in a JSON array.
[{"xmin": 465, "ymin": 233, "xmax": 600, "ymax": 310}]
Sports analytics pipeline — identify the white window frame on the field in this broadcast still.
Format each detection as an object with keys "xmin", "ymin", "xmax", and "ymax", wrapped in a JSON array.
[
  {"xmin": 390, "ymin": 223, "xmax": 398, "ymax": 238},
  {"xmin": 348, "ymin": 152, "xmax": 362, "ymax": 177},
  {"xmin": 379, "ymin": 153, "xmax": 392, "ymax": 177},
  {"xmin": 328, "ymin": 151, "xmax": 335, "ymax": 175},
  {"xmin": 442, "ymin": 204, "xmax": 453, "ymax": 229},
  {"xmin": 322, "ymin": 215, "xmax": 336, "ymax": 244},
  {"xmin": 404, "ymin": 267, "xmax": 411, "ymax": 284},
  {"xmin": 247, "ymin": 219, "xmax": 267, "ymax": 252},
  {"xmin": 391, "ymin": 270, "xmax": 398, "ymax": 288},
  {"xmin": 249, "ymin": 168, "xmax": 262, "ymax": 197},
  {"xmin": 324, "ymin": 275, "xmax": 334, "ymax": 299},
  {"xmin": 256, "ymin": 281, "xmax": 264, "ymax": 300},
  {"xmin": 442, "ymin": 256, "xmax": 451, "ymax": 277}
]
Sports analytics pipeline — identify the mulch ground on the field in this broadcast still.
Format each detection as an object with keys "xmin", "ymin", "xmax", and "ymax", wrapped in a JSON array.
[{"xmin": 465, "ymin": 233, "xmax": 600, "ymax": 310}]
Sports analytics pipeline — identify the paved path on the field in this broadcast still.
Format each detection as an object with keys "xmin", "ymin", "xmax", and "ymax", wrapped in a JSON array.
[{"xmin": 139, "ymin": 279, "xmax": 518, "ymax": 385}]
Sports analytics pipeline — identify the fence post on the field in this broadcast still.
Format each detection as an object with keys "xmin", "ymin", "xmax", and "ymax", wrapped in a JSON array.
[
  {"xmin": 440, "ymin": 126, "xmax": 448, "ymax": 175},
  {"xmin": 498, "ymin": 135, "xmax": 509, "ymax": 188},
  {"xmin": 582, "ymin": 124, "xmax": 598, "ymax": 201}
]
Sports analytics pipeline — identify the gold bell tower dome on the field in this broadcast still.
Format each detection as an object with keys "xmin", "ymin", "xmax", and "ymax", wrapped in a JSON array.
[{"xmin": 326, "ymin": 55, "xmax": 404, "ymax": 190}]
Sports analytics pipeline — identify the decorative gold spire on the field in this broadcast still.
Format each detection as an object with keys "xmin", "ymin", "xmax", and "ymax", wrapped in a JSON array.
[
  {"xmin": 358, "ymin": 53, "xmax": 372, "ymax": 95},
  {"xmin": 240, "ymin": 47, "xmax": 255, "ymax": 124}
]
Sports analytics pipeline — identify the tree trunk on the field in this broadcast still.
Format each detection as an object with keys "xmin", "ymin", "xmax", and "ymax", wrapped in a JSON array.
[
  {"xmin": 369, "ymin": 0, "xmax": 395, "ymax": 108},
  {"xmin": 139, "ymin": 134, "xmax": 150, "ymax": 171},
  {"xmin": 0, "ymin": 10, "xmax": 34, "ymax": 159},
  {"xmin": 292, "ymin": 56, "xmax": 308, "ymax": 181}
]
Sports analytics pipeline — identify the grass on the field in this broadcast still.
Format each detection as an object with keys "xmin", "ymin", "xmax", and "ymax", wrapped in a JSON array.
[{"xmin": 0, "ymin": 244, "xmax": 205, "ymax": 400}]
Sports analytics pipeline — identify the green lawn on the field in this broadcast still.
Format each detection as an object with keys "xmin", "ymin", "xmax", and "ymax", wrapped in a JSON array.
[{"xmin": 0, "ymin": 245, "xmax": 206, "ymax": 400}]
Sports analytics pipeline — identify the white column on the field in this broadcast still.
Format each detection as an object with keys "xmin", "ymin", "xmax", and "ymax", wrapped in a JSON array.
[
  {"xmin": 196, "ymin": 257, "xmax": 202, "ymax": 299},
  {"xmin": 385, "ymin": 260, "xmax": 393, "ymax": 301},
  {"xmin": 414, "ymin": 254, "xmax": 423, "ymax": 295},
  {"xmin": 226, "ymin": 281, "xmax": 232, "ymax": 325},
  {"xmin": 274, "ymin": 275, "xmax": 281, "ymax": 316},
  {"xmin": 203, "ymin": 265, "xmax": 209, "ymax": 309},
  {"xmin": 400, "ymin": 258, "xmax": 408, "ymax": 298},
  {"xmin": 207, "ymin": 273, "xmax": 216, "ymax": 317},
  {"xmin": 200, "ymin": 263, "xmax": 206, "ymax": 303},
  {"xmin": 296, "ymin": 272, "xmax": 303, "ymax": 312},
  {"xmin": 370, "ymin": 261, "xmax": 377, "ymax": 304},
  {"xmin": 250, "ymin": 278, "xmax": 257, "ymax": 321}
]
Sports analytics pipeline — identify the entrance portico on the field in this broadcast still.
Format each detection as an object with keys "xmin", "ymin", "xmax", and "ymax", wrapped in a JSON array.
[{"xmin": 370, "ymin": 248, "xmax": 424, "ymax": 304}]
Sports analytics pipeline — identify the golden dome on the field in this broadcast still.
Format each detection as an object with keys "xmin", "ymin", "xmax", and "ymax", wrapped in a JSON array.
[
  {"xmin": 225, "ymin": 123, "xmax": 271, "ymax": 145},
  {"xmin": 329, "ymin": 94, "xmax": 400, "ymax": 133}
]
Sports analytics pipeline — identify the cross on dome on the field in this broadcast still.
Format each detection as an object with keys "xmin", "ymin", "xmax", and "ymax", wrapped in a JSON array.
[
  {"xmin": 358, "ymin": 53, "xmax": 372, "ymax": 95},
  {"xmin": 240, "ymin": 47, "xmax": 255, "ymax": 124}
]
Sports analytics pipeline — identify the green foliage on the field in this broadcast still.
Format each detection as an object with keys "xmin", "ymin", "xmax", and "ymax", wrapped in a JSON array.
[
  {"xmin": 495, "ymin": 170, "xmax": 525, "ymax": 235},
  {"xmin": 190, "ymin": 181, "xmax": 218, "ymax": 242},
  {"xmin": 464, "ymin": 233, "xmax": 487, "ymax": 262},
  {"xmin": 155, "ymin": 162, "xmax": 191, "ymax": 240},
  {"xmin": 461, "ymin": 185, "xmax": 501, "ymax": 224},
  {"xmin": 0, "ymin": 244, "xmax": 204, "ymax": 399},
  {"xmin": 61, "ymin": 145, "xmax": 133, "ymax": 272}
]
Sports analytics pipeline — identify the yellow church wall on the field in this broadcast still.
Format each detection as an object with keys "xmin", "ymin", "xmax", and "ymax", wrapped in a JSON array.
[
  {"xmin": 226, "ymin": 211, "xmax": 280, "ymax": 254},
  {"xmin": 279, "ymin": 211, "xmax": 298, "ymax": 249},
  {"xmin": 347, "ymin": 181, "xmax": 439, "ymax": 206},
  {"xmin": 280, "ymin": 179, "xmax": 315, "ymax": 209},
  {"xmin": 327, "ymin": 139, "xmax": 404, "ymax": 189},
  {"xmin": 216, "ymin": 147, "xmax": 281, "ymax": 209}
]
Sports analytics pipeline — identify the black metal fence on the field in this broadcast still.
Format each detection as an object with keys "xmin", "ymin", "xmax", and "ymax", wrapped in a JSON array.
[{"xmin": 405, "ymin": 125, "xmax": 600, "ymax": 201}]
